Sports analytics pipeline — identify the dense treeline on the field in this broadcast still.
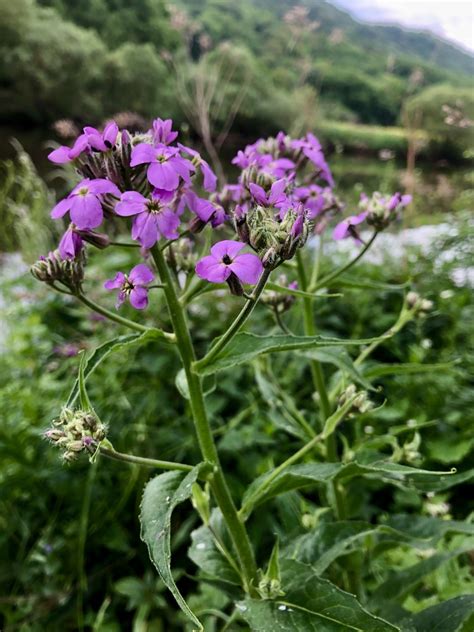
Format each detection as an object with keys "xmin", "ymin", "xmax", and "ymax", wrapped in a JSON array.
[{"xmin": 0, "ymin": 0, "xmax": 472, "ymax": 151}]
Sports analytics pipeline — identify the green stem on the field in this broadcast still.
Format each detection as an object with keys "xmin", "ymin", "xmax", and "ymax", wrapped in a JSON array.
[
  {"xmin": 150, "ymin": 245, "xmax": 258, "ymax": 595},
  {"xmin": 77, "ymin": 293, "xmax": 174, "ymax": 340},
  {"xmin": 312, "ymin": 232, "xmax": 377, "ymax": 292},
  {"xmin": 239, "ymin": 432, "xmax": 324, "ymax": 519},
  {"xmin": 296, "ymin": 250, "xmax": 346, "ymax": 520},
  {"xmin": 194, "ymin": 268, "xmax": 272, "ymax": 372},
  {"xmin": 99, "ymin": 446, "xmax": 193, "ymax": 472}
]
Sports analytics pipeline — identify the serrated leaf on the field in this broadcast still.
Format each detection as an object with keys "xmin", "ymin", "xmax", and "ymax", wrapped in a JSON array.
[
  {"xmin": 401, "ymin": 596, "xmax": 474, "ymax": 632},
  {"xmin": 140, "ymin": 465, "xmax": 207, "ymax": 631},
  {"xmin": 66, "ymin": 330, "xmax": 167, "ymax": 407},
  {"xmin": 241, "ymin": 462, "xmax": 469, "ymax": 517},
  {"xmin": 195, "ymin": 332, "xmax": 389, "ymax": 376},
  {"xmin": 238, "ymin": 559, "xmax": 398, "ymax": 631}
]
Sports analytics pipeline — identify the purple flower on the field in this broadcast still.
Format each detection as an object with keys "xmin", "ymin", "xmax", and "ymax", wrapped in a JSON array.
[
  {"xmin": 59, "ymin": 226, "xmax": 83, "ymax": 260},
  {"xmin": 130, "ymin": 143, "xmax": 194, "ymax": 191},
  {"xmin": 249, "ymin": 179, "xmax": 287, "ymax": 207},
  {"xmin": 115, "ymin": 190, "xmax": 180, "ymax": 248},
  {"xmin": 50, "ymin": 178, "xmax": 120, "ymax": 230},
  {"xmin": 48, "ymin": 122, "xmax": 119, "ymax": 163},
  {"xmin": 388, "ymin": 192, "xmax": 412, "ymax": 211},
  {"xmin": 183, "ymin": 191, "xmax": 226, "ymax": 229},
  {"xmin": 104, "ymin": 264, "xmax": 154, "ymax": 310},
  {"xmin": 152, "ymin": 118, "xmax": 178, "ymax": 145},
  {"xmin": 196, "ymin": 240, "xmax": 263, "ymax": 284},
  {"xmin": 333, "ymin": 211, "xmax": 368, "ymax": 242},
  {"xmin": 178, "ymin": 144, "xmax": 217, "ymax": 192},
  {"xmin": 294, "ymin": 185, "xmax": 325, "ymax": 218}
]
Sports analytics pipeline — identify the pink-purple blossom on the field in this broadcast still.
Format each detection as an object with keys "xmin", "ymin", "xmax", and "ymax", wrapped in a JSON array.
[
  {"xmin": 249, "ymin": 179, "xmax": 287, "ymax": 207},
  {"xmin": 104, "ymin": 264, "xmax": 154, "ymax": 310},
  {"xmin": 59, "ymin": 226, "xmax": 83, "ymax": 260},
  {"xmin": 48, "ymin": 122, "xmax": 119, "ymax": 164},
  {"xmin": 196, "ymin": 240, "xmax": 263, "ymax": 284},
  {"xmin": 130, "ymin": 143, "xmax": 194, "ymax": 191},
  {"xmin": 152, "ymin": 118, "xmax": 178, "ymax": 145},
  {"xmin": 51, "ymin": 178, "xmax": 120, "ymax": 230},
  {"xmin": 333, "ymin": 211, "xmax": 368, "ymax": 242},
  {"xmin": 115, "ymin": 190, "xmax": 180, "ymax": 248},
  {"xmin": 178, "ymin": 144, "xmax": 217, "ymax": 192}
]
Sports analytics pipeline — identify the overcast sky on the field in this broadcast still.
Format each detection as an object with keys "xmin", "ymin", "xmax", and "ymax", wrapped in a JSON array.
[{"xmin": 332, "ymin": 0, "xmax": 474, "ymax": 53}]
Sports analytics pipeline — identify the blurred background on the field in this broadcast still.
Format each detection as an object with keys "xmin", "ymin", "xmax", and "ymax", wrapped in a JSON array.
[{"xmin": 0, "ymin": 1, "xmax": 473, "ymax": 631}]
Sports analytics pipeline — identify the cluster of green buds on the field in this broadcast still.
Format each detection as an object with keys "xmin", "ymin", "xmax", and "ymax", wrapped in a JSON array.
[
  {"xmin": 405, "ymin": 291, "xmax": 434, "ymax": 317},
  {"xmin": 30, "ymin": 249, "xmax": 85, "ymax": 294},
  {"xmin": 338, "ymin": 384, "xmax": 373, "ymax": 416},
  {"xmin": 256, "ymin": 542, "xmax": 285, "ymax": 600},
  {"xmin": 261, "ymin": 274, "xmax": 297, "ymax": 313},
  {"xmin": 361, "ymin": 191, "xmax": 412, "ymax": 232},
  {"xmin": 44, "ymin": 408, "xmax": 107, "ymax": 463}
]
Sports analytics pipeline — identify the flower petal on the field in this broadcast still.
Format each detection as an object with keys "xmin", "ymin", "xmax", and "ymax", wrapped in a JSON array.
[
  {"xmin": 58, "ymin": 227, "xmax": 83, "ymax": 259},
  {"xmin": 70, "ymin": 195, "xmax": 103, "ymax": 230},
  {"xmin": 131, "ymin": 212, "xmax": 158, "ymax": 248},
  {"xmin": 51, "ymin": 197, "xmax": 72, "ymax": 219},
  {"xmin": 103, "ymin": 121, "xmax": 118, "ymax": 147},
  {"xmin": 156, "ymin": 208, "xmax": 180, "ymax": 240},
  {"xmin": 201, "ymin": 161, "xmax": 217, "ymax": 192},
  {"xmin": 210, "ymin": 240, "xmax": 246, "ymax": 260},
  {"xmin": 332, "ymin": 220, "xmax": 350, "ymax": 240},
  {"xmin": 104, "ymin": 272, "xmax": 126, "ymax": 290},
  {"xmin": 48, "ymin": 146, "xmax": 72, "ymax": 164},
  {"xmin": 130, "ymin": 143, "xmax": 156, "ymax": 167},
  {"xmin": 129, "ymin": 286, "xmax": 149, "ymax": 310},
  {"xmin": 115, "ymin": 191, "xmax": 147, "ymax": 216},
  {"xmin": 87, "ymin": 178, "xmax": 120, "ymax": 197},
  {"xmin": 129, "ymin": 264, "xmax": 154, "ymax": 286},
  {"xmin": 195, "ymin": 257, "xmax": 231, "ymax": 283},
  {"xmin": 229, "ymin": 253, "xmax": 263, "ymax": 284},
  {"xmin": 147, "ymin": 162, "xmax": 179, "ymax": 191}
]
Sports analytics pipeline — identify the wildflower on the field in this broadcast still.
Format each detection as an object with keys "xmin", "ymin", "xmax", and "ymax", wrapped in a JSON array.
[
  {"xmin": 152, "ymin": 118, "xmax": 178, "ymax": 145},
  {"xmin": 31, "ymin": 249, "xmax": 85, "ymax": 294},
  {"xmin": 249, "ymin": 179, "xmax": 287, "ymax": 207},
  {"xmin": 58, "ymin": 225, "xmax": 110, "ymax": 260},
  {"xmin": 130, "ymin": 143, "xmax": 194, "ymax": 191},
  {"xmin": 178, "ymin": 144, "xmax": 217, "ymax": 192},
  {"xmin": 50, "ymin": 178, "xmax": 120, "ymax": 230},
  {"xmin": 48, "ymin": 122, "xmax": 119, "ymax": 163},
  {"xmin": 44, "ymin": 408, "xmax": 107, "ymax": 462},
  {"xmin": 332, "ymin": 211, "xmax": 368, "ymax": 242},
  {"xmin": 293, "ymin": 185, "xmax": 325, "ymax": 218},
  {"xmin": 195, "ymin": 240, "xmax": 263, "ymax": 286},
  {"xmin": 115, "ymin": 190, "xmax": 180, "ymax": 248},
  {"xmin": 104, "ymin": 264, "xmax": 154, "ymax": 310}
]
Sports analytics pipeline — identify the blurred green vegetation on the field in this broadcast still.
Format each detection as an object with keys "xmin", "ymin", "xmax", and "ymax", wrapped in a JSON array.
[{"xmin": 0, "ymin": 0, "xmax": 472, "ymax": 160}]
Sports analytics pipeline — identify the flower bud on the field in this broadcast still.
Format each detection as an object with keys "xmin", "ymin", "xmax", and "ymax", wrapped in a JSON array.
[
  {"xmin": 31, "ymin": 249, "xmax": 85, "ymax": 294},
  {"xmin": 44, "ymin": 408, "xmax": 107, "ymax": 462}
]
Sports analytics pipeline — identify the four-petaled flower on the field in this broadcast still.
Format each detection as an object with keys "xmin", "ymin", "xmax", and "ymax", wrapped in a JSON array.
[
  {"xmin": 115, "ymin": 190, "xmax": 180, "ymax": 248},
  {"xmin": 130, "ymin": 143, "xmax": 194, "ymax": 191},
  {"xmin": 249, "ymin": 179, "xmax": 287, "ymax": 208},
  {"xmin": 333, "ymin": 211, "xmax": 368, "ymax": 242},
  {"xmin": 104, "ymin": 264, "xmax": 154, "ymax": 310},
  {"xmin": 48, "ymin": 122, "xmax": 119, "ymax": 164},
  {"xmin": 196, "ymin": 240, "xmax": 263, "ymax": 284},
  {"xmin": 51, "ymin": 178, "xmax": 120, "ymax": 230}
]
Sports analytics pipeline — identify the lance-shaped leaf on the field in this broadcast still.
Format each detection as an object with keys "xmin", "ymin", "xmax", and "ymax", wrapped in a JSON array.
[
  {"xmin": 363, "ymin": 361, "xmax": 458, "ymax": 379},
  {"xmin": 241, "ymin": 461, "xmax": 470, "ymax": 518},
  {"xmin": 303, "ymin": 347, "xmax": 375, "ymax": 391},
  {"xmin": 194, "ymin": 332, "xmax": 390, "ymax": 376},
  {"xmin": 140, "ymin": 465, "xmax": 208, "ymax": 631},
  {"xmin": 400, "ymin": 595, "xmax": 474, "ymax": 632},
  {"xmin": 67, "ymin": 330, "xmax": 169, "ymax": 407},
  {"xmin": 238, "ymin": 559, "xmax": 399, "ymax": 632}
]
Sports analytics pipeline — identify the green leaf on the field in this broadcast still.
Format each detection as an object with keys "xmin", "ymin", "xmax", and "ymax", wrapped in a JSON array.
[
  {"xmin": 241, "ymin": 462, "xmax": 468, "ymax": 517},
  {"xmin": 78, "ymin": 350, "xmax": 93, "ymax": 411},
  {"xmin": 322, "ymin": 395, "xmax": 360, "ymax": 439},
  {"xmin": 140, "ymin": 465, "xmax": 207, "ymax": 631},
  {"xmin": 188, "ymin": 511, "xmax": 241, "ymax": 587},
  {"xmin": 401, "ymin": 596, "xmax": 474, "ymax": 632},
  {"xmin": 372, "ymin": 545, "xmax": 474, "ymax": 603},
  {"xmin": 175, "ymin": 368, "xmax": 190, "ymax": 400},
  {"xmin": 238, "ymin": 559, "xmax": 398, "ymax": 631},
  {"xmin": 266, "ymin": 281, "xmax": 341, "ymax": 300},
  {"xmin": 195, "ymin": 332, "xmax": 389, "ymax": 376},
  {"xmin": 336, "ymin": 277, "xmax": 409, "ymax": 291},
  {"xmin": 303, "ymin": 347, "xmax": 375, "ymax": 391},
  {"xmin": 283, "ymin": 517, "xmax": 474, "ymax": 575},
  {"xmin": 363, "ymin": 361, "xmax": 457, "ymax": 379},
  {"xmin": 66, "ymin": 330, "xmax": 167, "ymax": 407}
]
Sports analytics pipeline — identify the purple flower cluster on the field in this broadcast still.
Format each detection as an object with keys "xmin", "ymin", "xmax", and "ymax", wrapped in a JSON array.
[{"xmin": 333, "ymin": 191, "xmax": 412, "ymax": 242}]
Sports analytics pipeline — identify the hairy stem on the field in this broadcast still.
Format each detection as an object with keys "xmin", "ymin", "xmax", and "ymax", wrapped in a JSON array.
[
  {"xmin": 150, "ymin": 245, "xmax": 258, "ymax": 594},
  {"xmin": 193, "ymin": 268, "xmax": 272, "ymax": 372},
  {"xmin": 98, "ymin": 446, "xmax": 193, "ymax": 472}
]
